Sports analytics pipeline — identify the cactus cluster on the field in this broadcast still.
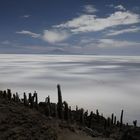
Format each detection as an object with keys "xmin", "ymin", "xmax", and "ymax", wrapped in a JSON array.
[{"xmin": 0, "ymin": 85, "xmax": 137, "ymax": 132}]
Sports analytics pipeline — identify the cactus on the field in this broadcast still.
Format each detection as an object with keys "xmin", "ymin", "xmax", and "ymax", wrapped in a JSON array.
[
  {"xmin": 76, "ymin": 105, "xmax": 78, "ymax": 111},
  {"xmin": 84, "ymin": 110, "xmax": 88, "ymax": 125},
  {"xmin": 57, "ymin": 84, "xmax": 63, "ymax": 119},
  {"xmin": 3, "ymin": 90, "xmax": 7, "ymax": 98},
  {"xmin": 80, "ymin": 108, "xmax": 84, "ymax": 125},
  {"xmin": 33, "ymin": 91, "xmax": 38, "ymax": 109},
  {"xmin": 45, "ymin": 96, "xmax": 50, "ymax": 104},
  {"xmin": 23, "ymin": 92, "xmax": 28, "ymax": 106},
  {"xmin": 107, "ymin": 117, "xmax": 111, "ymax": 127},
  {"xmin": 57, "ymin": 84, "xmax": 62, "ymax": 104},
  {"xmin": 7, "ymin": 89, "xmax": 12, "ymax": 100},
  {"xmin": 63, "ymin": 101, "xmax": 69, "ymax": 121},
  {"xmin": 88, "ymin": 111, "xmax": 93, "ymax": 128},
  {"xmin": 28, "ymin": 93, "xmax": 34, "ymax": 108},
  {"xmin": 13, "ymin": 94, "xmax": 16, "ymax": 101},
  {"xmin": 111, "ymin": 113, "xmax": 114, "ymax": 125},
  {"xmin": 84, "ymin": 110, "xmax": 88, "ymax": 117},
  {"xmin": 34, "ymin": 91, "xmax": 38, "ymax": 105},
  {"xmin": 104, "ymin": 119, "xmax": 107, "ymax": 130},
  {"xmin": 16, "ymin": 92, "xmax": 20, "ymax": 102},
  {"xmin": 48, "ymin": 96, "xmax": 50, "ymax": 104},
  {"xmin": 45, "ymin": 96, "xmax": 51, "ymax": 116},
  {"xmin": 133, "ymin": 120, "xmax": 137, "ymax": 127},
  {"xmin": 117, "ymin": 121, "xmax": 120, "ymax": 127},
  {"xmin": 120, "ymin": 110, "xmax": 124, "ymax": 128},
  {"xmin": 96, "ymin": 109, "xmax": 99, "ymax": 116},
  {"xmin": 28, "ymin": 93, "xmax": 32, "ymax": 104},
  {"xmin": 114, "ymin": 116, "xmax": 116, "ymax": 125},
  {"xmin": 96, "ymin": 109, "xmax": 100, "ymax": 122}
]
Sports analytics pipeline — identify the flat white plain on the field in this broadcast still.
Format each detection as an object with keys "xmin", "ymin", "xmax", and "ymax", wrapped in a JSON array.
[{"xmin": 0, "ymin": 54, "xmax": 140, "ymax": 125}]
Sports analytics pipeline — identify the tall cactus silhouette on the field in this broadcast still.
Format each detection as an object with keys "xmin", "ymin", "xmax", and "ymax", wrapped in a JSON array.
[
  {"xmin": 33, "ymin": 91, "xmax": 38, "ymax": 109},
  {"xmin": 57, "ymin": 84, "xmax": 63, "ymax": 119},
  {"xmin": 29, "ymin": 93, "xmax": 34, "ymax": 108},
  {"xmin": 80, "ymin": 108, "xmax": 84, "ymax": 125},
  {"xmin": 7, "ymin": 89, "xmax": 11, "ymax": 100},
  {"xmin": 111, "ymin": 113, "xmax": 114, "ymax": 125},
  {"xmin": 57, "ymin": 84, "xmax": 62, "ymax": 104},
  {"xmin": 34, "ymin": 91, "xmax": 38, "ymax": 105},
  {"xmin": 114, "ymin": 116, "xmax": 116, "ymax": 125},
  {"xmin": 96, "ymin": 109, "xmax": 100, "ymax": 122},
  {"xmin": 23, "ymin": 92, "xmax": 28, "ymax": 106},
  {"xmin": 120, "ymin": 110, "xmax": 124, "ymax": 128},
  {"xmin": 45, "ymin": 96, "xmax": 51, "ymax": 116}
]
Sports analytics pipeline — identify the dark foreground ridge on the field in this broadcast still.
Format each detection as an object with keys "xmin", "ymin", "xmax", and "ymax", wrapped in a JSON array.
[{"xmin": 0, "ymin": 85, "xmax": 140, "ymax": 140}]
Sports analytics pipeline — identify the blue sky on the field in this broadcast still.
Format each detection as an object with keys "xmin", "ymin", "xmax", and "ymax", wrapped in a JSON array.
[{"xmin": 0, "ymin": 0, "xmax": 140, "ymax": 55}]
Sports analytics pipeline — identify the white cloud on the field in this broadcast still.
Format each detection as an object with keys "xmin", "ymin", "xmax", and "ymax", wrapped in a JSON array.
[
  {"xmin": 54, "ymin": 11, "xmax": 140, "ymax": 33},
  {"xmin": 42, "ymin": 29, "xmax": 70, "ymax": 44},
  {"xmin": 115, "ymin": 5, "xmax": 126, "ymax": 11},
  {"xmin": 97, "ymin": 39, "xmax": 140, "ymax": 48},
  {"xmin": 107, "ymin": 27, "xmax": 140, "ymax": 36},
  {"xmin": 83, "ymin": 5, "xmax": 97, "ymax": 13},
  {"xmin": 16, "ymin": 30, "xmax": 41, "ymax": 38}
]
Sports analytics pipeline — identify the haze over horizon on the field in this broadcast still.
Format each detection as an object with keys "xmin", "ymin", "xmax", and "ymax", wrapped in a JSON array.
[{"xmin": 0, "ymin": 0, "xmax": 140, "ymax": 55}]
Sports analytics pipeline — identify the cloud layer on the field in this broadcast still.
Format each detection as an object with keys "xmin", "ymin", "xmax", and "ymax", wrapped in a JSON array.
[
  {"xmin": 106, "ymin": 27, "xmax": 140, "ymax": 36},
  {"xmin": 16, "ymin": 30, "xmax": 40, "ymax": 38},
  {"xmin": 55, "ymin": 11, "xmax": 140, "ymax": 33}
]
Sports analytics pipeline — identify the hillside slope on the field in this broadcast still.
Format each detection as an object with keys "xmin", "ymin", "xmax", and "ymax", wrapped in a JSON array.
[
  {"xmin": 0, "ymin": 98, "xmax": 57, "ymax": 140},
  {"xmin": 0, "ymin": 97, "xmax": 115, "ymax": 140}
]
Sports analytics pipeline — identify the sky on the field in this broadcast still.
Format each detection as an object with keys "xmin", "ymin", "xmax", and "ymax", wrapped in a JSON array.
[{"xmin": 0, "ymin": 0, "xmax": 140, "ymax": 55}]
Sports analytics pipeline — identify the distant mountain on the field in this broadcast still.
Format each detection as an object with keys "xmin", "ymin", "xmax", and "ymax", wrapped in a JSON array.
[
  {"xmin": 47, "ymin": 49, "xmax": 98, "ymax": 55},
  {"xmin": 47, "ymin": 49, "xmax": 71, "ymax": 55}
]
